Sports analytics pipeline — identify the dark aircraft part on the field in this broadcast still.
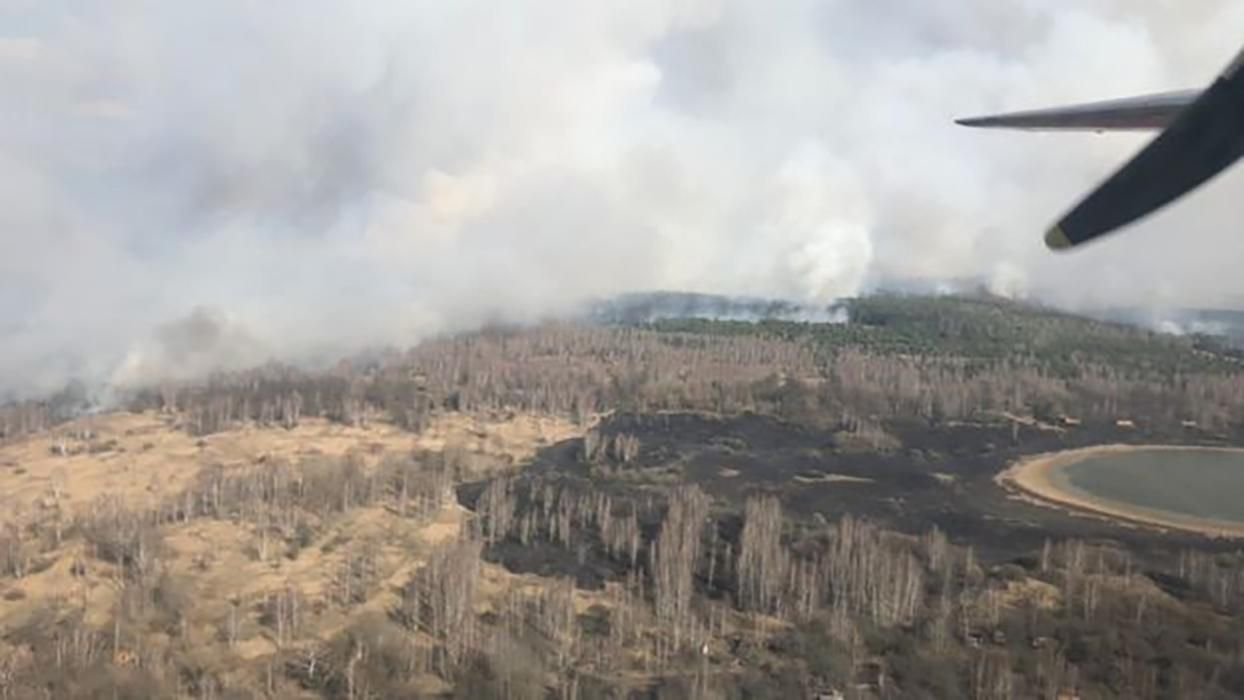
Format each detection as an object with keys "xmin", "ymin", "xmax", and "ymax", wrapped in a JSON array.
[
  {"xmin": 1046, "ymin": 48, "xmax": 1244, "ymax": 249},
  {"xmin": 955, "ymin": 89, "xmax": 1197, "ymax": 131}
]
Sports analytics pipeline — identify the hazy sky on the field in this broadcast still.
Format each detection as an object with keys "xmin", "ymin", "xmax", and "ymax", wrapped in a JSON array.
[{"xmin": 3, "ymin": 1, "xmax": 1244, "ymax": 396}]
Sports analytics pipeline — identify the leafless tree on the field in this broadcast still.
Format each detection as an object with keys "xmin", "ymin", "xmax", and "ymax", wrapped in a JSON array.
[
  {"xmin": 650, "ymin": 485, "xmax": 709, "ymax": 654},
  {"xmin": 262, "ymin": 585, "xmax": 306, "ymax": 648},
  {"xmin": 737, "ymin": 494, "xmax": 790, "ymax": 615},
  {"xmin": 402, "ymin": 536, "xmax": 482, "ymax": 678},
  {"xmin": 479, "ymin": 477, "xmax": 517, "ymax": 545},
  {"xmin": 971, "ymin": 649, "xmax": 1014, "ymax": 700}
]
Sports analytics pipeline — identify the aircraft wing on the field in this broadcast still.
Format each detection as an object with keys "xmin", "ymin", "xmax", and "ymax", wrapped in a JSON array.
[
  {"xmin": 956, "ymin": 89, "xmax": 1198, "ymax": 131},
  {"xmin": 958, "ymin": 45, "xmax": 1244, "ymax": 249}
]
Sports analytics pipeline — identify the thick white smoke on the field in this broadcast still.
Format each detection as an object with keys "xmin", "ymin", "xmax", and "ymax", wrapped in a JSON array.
[{"xmin": 2, "ymin": 1, "xmax": 1244, "ymax": 396}]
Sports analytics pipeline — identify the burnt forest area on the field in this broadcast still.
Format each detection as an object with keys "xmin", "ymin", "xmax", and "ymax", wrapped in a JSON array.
[{"xmin": 4, "ymin": 293, "xmax": 1244, "ymax": 698}]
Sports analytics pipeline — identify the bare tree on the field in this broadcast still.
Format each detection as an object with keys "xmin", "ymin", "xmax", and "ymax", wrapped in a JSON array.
[
  {"xmin": 971, "ymin": 650, "xmax": 1014, "ymax": 700},
  {"xmin": 650, "ymin": 485, "xmax": 709, "ymax": 654},
  {"xmin": 479, "ymin": 477, "xmax": 516, "ymax": 545},
  {"xmin": 403, "ymin": 536, "xmax": 482, "ymax": 678},
  {"xmin": 737, "ymin": 494, "xmax": 790, "ymax": 615}
]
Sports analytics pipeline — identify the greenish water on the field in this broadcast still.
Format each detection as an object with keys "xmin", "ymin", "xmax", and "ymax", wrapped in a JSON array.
[{"xmin": 1057, "ymin": 448, "xmax": 1244, "ymax": 524}]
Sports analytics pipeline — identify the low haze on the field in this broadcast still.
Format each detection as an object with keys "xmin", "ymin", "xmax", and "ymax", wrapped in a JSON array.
[{"xmin": 3, "ymin": 1, "xmax": 1244, "ymax": 397}]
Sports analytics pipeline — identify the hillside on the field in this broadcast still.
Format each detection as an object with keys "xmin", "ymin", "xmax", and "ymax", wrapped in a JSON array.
[
  {"xmin": 644, "ymin": 293, "xmax": 1241, "ymax": 377},
  {"xmin": 2, "ymin": 294, "xmax": 1244, "ymax": 697}
]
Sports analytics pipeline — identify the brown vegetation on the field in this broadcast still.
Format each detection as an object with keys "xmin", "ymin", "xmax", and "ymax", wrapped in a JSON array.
[{"xmin": 3, "ymin": 301, "xmax": 1244, "ymax": 696}]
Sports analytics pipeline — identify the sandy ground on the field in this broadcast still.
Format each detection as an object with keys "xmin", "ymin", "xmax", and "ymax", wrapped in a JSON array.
[
  {"xmin": 996, "ymin": 444, "xmax": 1244, "ymax": 539},
  {"xmin": 0, "ymin": 410, "xmax": 579, "ymax": 519},
  {"xmin": 0, "ymin": 409, "xmax": 583, "ymax": 636}
]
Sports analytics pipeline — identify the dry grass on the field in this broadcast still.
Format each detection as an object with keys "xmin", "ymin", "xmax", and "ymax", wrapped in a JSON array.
[
  {"xmin": 0, "ymin": 412, "xmax": 412, "ymax": 518},
  {"xmin": 1000, "ymin": 578, "xmax": 1061, "ymax": 611},
  {"xmin": 0, "ymin": 408, "xmax": 726, "ymax": 697},
  {"xmin": 0, "ymin": 410, "xmax": 577, "ymax": 517},
  {"xmin": 412, "ymin": 411, "xmax": 580, "ymax": 468},
  {"xmin": 0, "ymin": 409, "xmax": 582, "ymax": 652}
]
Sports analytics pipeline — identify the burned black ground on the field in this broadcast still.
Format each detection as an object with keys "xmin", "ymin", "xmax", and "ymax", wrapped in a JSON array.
[{"xmin": 498, "ymin": 410, "xmax": 1244, "ymax": 564}]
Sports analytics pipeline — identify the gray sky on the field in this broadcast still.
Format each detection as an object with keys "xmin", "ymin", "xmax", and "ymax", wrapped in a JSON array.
[{"xmin": 3, "ymin": 1, "xmax": 1244, "ymax": 396}]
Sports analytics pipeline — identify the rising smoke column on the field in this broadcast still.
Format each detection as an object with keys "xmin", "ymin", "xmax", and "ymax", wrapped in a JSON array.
[{"xmin": 2, "ymin": 1, "xmax": 1244, "ymax": 396}]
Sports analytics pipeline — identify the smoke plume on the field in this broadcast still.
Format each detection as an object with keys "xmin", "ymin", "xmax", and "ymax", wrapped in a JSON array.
[{"xmin": 3, "ymin": 1, "xmax": 1244, "ymax": 396}]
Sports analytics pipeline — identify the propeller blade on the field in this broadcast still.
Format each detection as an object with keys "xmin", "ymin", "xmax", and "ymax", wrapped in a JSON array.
[{"xmin": 1047, "ymin": 47, "xmax": 1244, "ymax": 250}]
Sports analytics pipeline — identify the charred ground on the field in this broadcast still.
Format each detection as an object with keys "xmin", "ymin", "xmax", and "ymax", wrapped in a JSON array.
[
  {"xmin": 508, "ymin": 408, "xmax": 1239, "ymax": 565},
  {"xmin": 2, "ymin": 293, "xmax": 1244, "ymax": 698}
]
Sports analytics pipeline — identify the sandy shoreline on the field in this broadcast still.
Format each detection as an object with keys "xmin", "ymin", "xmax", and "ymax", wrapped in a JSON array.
[{"xmin": 996, "ymin": 444, "xmax": 1244, "ymax": 539}]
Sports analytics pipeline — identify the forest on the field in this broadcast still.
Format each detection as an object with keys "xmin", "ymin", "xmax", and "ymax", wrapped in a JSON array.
[{"xmin": 2, "ymin": 293, "xmax": 1244, "ymax": 698}]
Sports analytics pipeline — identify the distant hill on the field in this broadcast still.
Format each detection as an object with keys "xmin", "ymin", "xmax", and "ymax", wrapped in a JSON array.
[
  {"xmin": 1089, "ymin": 306, "xmax": 1244, "ymax": 346},
  {"xmin": 581, "ymin": 290, "xmax": 846, "ymax": 324},
  {"xmin": 624, "ymin": 291, "xmax": 1244, "ymax": 377}
]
